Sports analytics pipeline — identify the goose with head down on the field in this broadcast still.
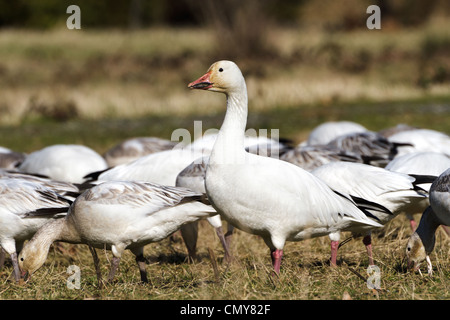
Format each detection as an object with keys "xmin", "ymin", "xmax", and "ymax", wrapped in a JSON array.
[
  {"xmin": 188, "ymin": 60, "xmax": 383, "ymax": 274},
  {"xmin": 406, "ymin": 168, "xmax": 450, "ymax": 276},
  {"xmin": 18, "ymin": 180, "xmax": 217, "ymax": 285},
  {"xmin": 0, "ymin": 177, "xmax": 72, "ymax": 282}
]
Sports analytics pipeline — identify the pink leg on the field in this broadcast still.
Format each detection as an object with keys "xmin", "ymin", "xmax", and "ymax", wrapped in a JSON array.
[
  {"xmin": 409, "ymin": 219, "xmax": 417, "ymax": 231},
  {"xmin": 271, "ymin": 249, "xmax": 283, "ymax": 274},
  {"xmin": 362, "ymin": 235, "xmax": 374, "ymax": 265},
  {"xmin": 330, "ymin": 241, "xmax": 339, "ymax": 266}
]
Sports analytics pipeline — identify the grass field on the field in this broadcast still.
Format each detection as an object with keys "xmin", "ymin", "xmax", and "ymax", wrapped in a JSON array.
[
  {"xmin": 1, "ymin": 217, "xmax": 449, "ymax": 300},
  {"xmin": 0, "ymin": 22, "xmax": 449, "ymax": 301}
]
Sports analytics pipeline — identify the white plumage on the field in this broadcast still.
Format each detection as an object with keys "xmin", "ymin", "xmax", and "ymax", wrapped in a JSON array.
[
  {"xmin": 0, "ymin": 177, "xmax": 72, "ymax": 282},
  {"xmin": 103, "ymin": 137, "xmax": 177, "ymax": 167},
  {"xmin": 307, "ymin": 121, "xmax": 368, "ymax": 146},
  {"xmin": 387, "ymin": 128, "xmax": 450, "ymax": 157},
  {"xmin": 385, "ymin": 151, "xmax": 450, "ymax": 229},
  {"xmin": 176, "ymin": 156, "xmax": 233, "ymax": 262},
  {"xmin": 18, "ymin": 180, "xmax": 217, "ymax": 284},
  {"xmin": 188, "ymin": 60, "xmax": 382, "ymax": 273},
  {"xmin": 89, "ymin": 148, "xmax": 207, "ymax": 186},
  {"xmin": 18, "ymin": 144, "xmax": 108, "ymax": 184},
  {"xmin": 311, "ymin": 161, "xmax": 430, "ymax": 265}
]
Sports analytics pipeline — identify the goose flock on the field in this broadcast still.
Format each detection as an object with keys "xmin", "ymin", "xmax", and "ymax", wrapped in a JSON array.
[{"xmin": 0, "ymin": 60, "xmax": 448, "ymax": 286}]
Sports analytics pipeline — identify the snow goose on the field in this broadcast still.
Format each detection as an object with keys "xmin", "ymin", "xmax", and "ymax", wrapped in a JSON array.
[
  {"xmin": 188, "ymin": 60, "xmax": 382, "ymax": 274},
  {"xmin": 18, "ymin": 144, "xmax": 108, "ymax": 184},
  {"xmin": 406, "ymin": 168, "xmax": 450, "ymax": 275},
  {"xmin": 307, "ymin": 121, "xmax": 368, "ymax": 146},
  {"xmin": 387, "ymin": 128, "xmax": 450, "ymax": 158},
  {"xmin": 325, "ymin": 131, "xmax": 407, "ymax": 167},
  {"xmin": 0, "ymin": 178, "xmax": 72, "ymax": 282},
  {"xmin": 85, "ymin": 148, "xmax": 207, "ymax": 187},
  {"xmin": 0, "ymin": 170, "xmax": 82, "ymax": 199},
  {"xmin": 280, "ymin": 144, "xmax": 364, "ymax": 171},
  {"xmin": 103, "ymin": 137, "xmax": 177, "ymax": 167},
  {"xmin": 176, "ymin": 156, "xmax": 233, "ymax": 262},
  {"xmin": 385, "ymin": 151, "xmax": 450, "ymax": 230},
  {"xmin": 176, "ymin": 138, "xmax": 292, "ymax": 262},
  {"xmin": 310, "ymin": 161, "xmax": 434, "ymax": 265},
  {"xmin": 377, "ymin": 124, "xmax": 416, "ymax": 138},
  {"xmin": 18, "ymin": 180, "xmax": 216, "ymax": 284},
  {"xmin": 0, "ymin": 147, "xmax": 26, "ymax": 170}
]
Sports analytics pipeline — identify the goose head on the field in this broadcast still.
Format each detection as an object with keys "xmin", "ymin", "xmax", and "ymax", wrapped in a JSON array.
[
  {"xmin": 188, "ymin": 60, "xmax": 245, "ymax": 95},
  {"xmin": 18, "ymin": 238, "xmax": 51, "ymax": 278},
  {"xmin": 405, "ymin": 232, "xmax": 427, "ymax": 272}
]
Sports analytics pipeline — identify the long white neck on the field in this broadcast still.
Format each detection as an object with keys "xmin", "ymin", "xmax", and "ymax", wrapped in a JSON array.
[{"xmin": 210, "ymin": 85, "xmax": 248, "ymax": 165}]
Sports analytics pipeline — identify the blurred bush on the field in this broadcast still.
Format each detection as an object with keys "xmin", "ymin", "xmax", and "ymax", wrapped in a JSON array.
[{"xmin": 0, "ymin": 0, "xmax": 449, "ymax": 30}]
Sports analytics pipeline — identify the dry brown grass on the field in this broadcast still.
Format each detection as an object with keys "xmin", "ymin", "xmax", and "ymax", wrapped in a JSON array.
[{"xmin": 1, "ymin": 214, "xmax": 448, "ymax": 300}]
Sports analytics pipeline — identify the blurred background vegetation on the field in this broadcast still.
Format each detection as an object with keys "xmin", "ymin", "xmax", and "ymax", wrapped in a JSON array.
[
  {"xmin": 1, "ymin": 0, "xmax": 449, "ymax": 30},
  {"xmin": 0, "ymin": 0, "xmax": 449, "ymax": 152}
]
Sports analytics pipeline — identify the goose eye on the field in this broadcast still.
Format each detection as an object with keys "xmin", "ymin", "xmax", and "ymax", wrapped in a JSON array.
[
  {"xmin": 219, "ymin": 68, "xmax": 224, "ymax": 72},
  {"xmin": 20, "ymin": 257, "xmax": 24, "ymax": 261},
  {"xmin": 407, "ymin": 247, "xmax": 411, "ymax": 252}
]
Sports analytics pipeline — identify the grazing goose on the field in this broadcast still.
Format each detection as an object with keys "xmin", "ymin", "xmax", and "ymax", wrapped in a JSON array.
[
  {"xmin": 18, "ymin": 180, "xmax": 217, "ymax": 284},
  {"xmin": 406, "ymin": 168, "xmax": 450, "ymax": 275},
  {"xmin": 307, "ymin": 121, "xmax": 368, "ymax": 146},
  {"xmin": 103, "ymin": 137, "xmax": 177, "ymax": 167},
  {"xmin": 385, "ymin": 151, "xmax": 450, "ymax": 230},
  {"xmin": 188, "ymin": 60, "xmax": 382, "ymax": 274},
  {"xmin": 310, "ymin": 161, "xmax": 434, "ymax": 265},
  {"xmin": 18, "ymin": 144, "xmax": 108, "ymax": 184},
  {"xmin": 0, "ymin": 178, "xmax": 72, "ymax": 282}
]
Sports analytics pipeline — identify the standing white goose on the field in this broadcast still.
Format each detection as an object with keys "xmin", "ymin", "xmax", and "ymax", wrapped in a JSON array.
[
  {"xmin": 406, "ymin": 168, "xmax": 450, "ymax": 275},
  {"xmin": 188, "ymin": 61, "xmax": 382, "ymax": 274},
  {"xmin": 310, "ymin": 161, "xmax": 433, "ymax": 265},
  {"xmin": 0, "ymin": 178, "xmax": 72, "ymax": 282},
  {"xmin": 18, "ymin": 180, "xmax": 217, "ymax": 284}
]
